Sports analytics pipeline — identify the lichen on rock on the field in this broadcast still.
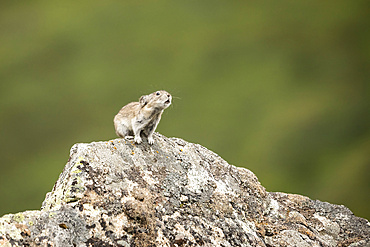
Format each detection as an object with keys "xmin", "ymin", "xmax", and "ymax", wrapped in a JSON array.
[{"xmin": 0, "ymin": 133, "xmax": 369, "ymax": 246}]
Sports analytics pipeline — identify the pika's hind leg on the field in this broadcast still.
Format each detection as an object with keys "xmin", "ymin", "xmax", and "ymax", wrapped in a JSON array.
[
  {"xmin": 115, "ymin": 123, "xmax": 130, "ymax": 138},
  {"xmin": 132, "ymin": 120, "xmax": 147, "ymax": 144}
]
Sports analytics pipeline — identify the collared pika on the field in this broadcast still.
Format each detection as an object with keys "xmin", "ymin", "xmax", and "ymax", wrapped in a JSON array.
[{"xmin": 114, "ymin": 90, "xmax": 172, "ymax": 144}]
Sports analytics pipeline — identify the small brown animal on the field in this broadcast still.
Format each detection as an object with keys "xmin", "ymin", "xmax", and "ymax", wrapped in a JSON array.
[{"xmin": 114, "ymin": 90, "xmax": 172, "ymax": 144}]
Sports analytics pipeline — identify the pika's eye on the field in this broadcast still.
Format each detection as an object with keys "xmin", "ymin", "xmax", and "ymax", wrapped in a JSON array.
[{"xmin": 156, "ymin": 92, "xmax": 160, "ymax": 96}]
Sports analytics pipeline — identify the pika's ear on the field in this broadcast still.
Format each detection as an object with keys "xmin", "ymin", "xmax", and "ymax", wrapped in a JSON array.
[{"xmin": 139, "ymin": 95, "xmax": 148, "ymax": 107}]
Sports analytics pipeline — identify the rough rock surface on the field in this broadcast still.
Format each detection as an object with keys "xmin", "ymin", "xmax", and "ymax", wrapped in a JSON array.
[{"xmin": 0, "ymin": 133, "xmax": 369, "ymax": 247}]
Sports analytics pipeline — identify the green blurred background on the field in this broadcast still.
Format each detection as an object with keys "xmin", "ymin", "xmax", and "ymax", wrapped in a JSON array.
[{"xmin": 1, "ymin": 1, "xmax": 369, "ymax": 219}]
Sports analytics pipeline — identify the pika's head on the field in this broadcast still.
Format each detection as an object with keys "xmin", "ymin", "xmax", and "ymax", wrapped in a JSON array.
[{"xmin": 139, "ymin": 90, "xmax": 172, "ymax": 109}]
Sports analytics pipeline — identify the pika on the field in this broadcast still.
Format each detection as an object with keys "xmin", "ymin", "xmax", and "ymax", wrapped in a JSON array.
[{"xmin": 114, "ymin": 90, "xmax": 172, "ymax": 145}]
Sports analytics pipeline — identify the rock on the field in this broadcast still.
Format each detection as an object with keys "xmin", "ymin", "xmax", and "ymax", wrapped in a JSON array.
[{"xmin": 0, "ymin": 133, "xmax": 369, "ymax": 246}]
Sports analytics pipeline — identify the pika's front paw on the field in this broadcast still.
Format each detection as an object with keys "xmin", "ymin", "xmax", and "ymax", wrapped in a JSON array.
[
  {"xmin": 148, "ymin": 136, "xmax": 154, "ymax": 145},
  {"xmin": 134, "ymin": 136, "xmax": 142, "ymax": 144}
]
